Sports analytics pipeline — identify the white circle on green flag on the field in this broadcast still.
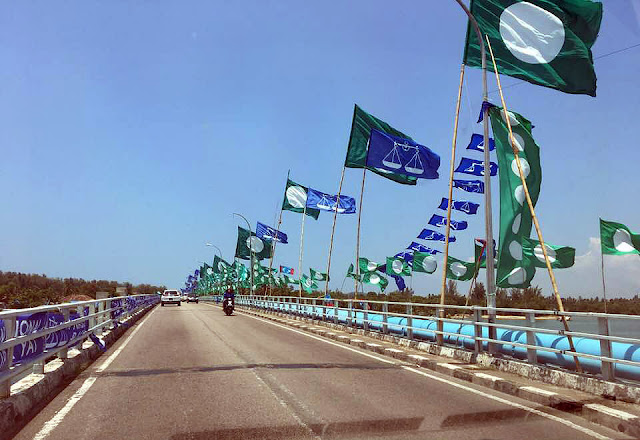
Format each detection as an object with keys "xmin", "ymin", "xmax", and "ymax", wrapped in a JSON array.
[
  {"xmin": 367, "ymin": 261, "xmax": 378, "ymax": 271},
  {"xmin": 507, "ymin": 266, "xmax": 527, "ymax": 285},
  {"xmin": 218, "ymin": 262, "xmax": 225, "ymax": 271},
  {"xmin": 369, "ymin": 274, "xmax": 380, "ymax": 284},
  {"xmin": 499, "ymin": 2, "xmax": 565, "ymax": 64},
  {"xmin": 451, "ymin": 262, "xmax": 467, "ymax": 277},
  {"xmin": 511, "ymin": 157, "xmax": 530, "ymax": 178},
  {"xmin": 422, "ymin": 256, "xmax": 437, "ymax": 273},
  {"xmin": 246, "ymin": 236, "xmax": 264, "ymax": 253},
  {"xmin": 501, "ymin": 110, "xmax": 519, "ymax": 126},
  {"xmin": 512, "ymin": 213, "xmax": 522, "ymax": 234},
  {"xmin": 515, "ymin": 185, "xmax": 525, "ymax": 205},
  {"xmin": 613, "ymin": 228, "xmax": 635, "ymax": 253},
  {"xmin": 534, "ymin": 243, "xmax": 556, "ymax": 263},
  {"xmin": 511, "ymin": 132, "xmax": 525, "ymax": 152},
  {"xmin": 509, "ymin": 240, "xmax": 523, "ymax": 260},
  {"xmin": 286, "ymin": 186, "xmax": 307, "ymax": 208},
  {"xmin": 304, "ymin": 278, "xmax": 312, "ymax": 287},
  {"xmin": 392, "ymin": 259, "xmax": 403, "ymax": 274}
]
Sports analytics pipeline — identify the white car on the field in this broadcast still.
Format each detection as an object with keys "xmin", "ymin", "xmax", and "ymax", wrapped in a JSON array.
[{"xmin": 161, "ymin": 290, "xmax": 181, "ymax": 306}]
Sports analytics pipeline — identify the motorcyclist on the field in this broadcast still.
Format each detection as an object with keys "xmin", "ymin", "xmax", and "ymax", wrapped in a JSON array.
[{"xmin": 223, "ymin": 288, "xmax": 235, "ymax": 308}]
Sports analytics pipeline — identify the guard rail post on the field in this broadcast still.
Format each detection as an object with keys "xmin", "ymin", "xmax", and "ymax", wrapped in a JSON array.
[
  {"xmin": 525, "ymin": 312, "xmax": 538, "ymax": 365},
  {"xmin": 58, "ymin": 308, "xmax": 70, "ymax": 360},
  {"xmin": 348, "ymin": 301, "xmax": 353, "ymax": 328},
  {"xmin": 0, "ymin": 316, "xmax": 17, "ymax": 398},
  {"xmin": 312, "ymin": 298, "xmax": 317, "ymax": 321},
  {"xmin": 333, "ymin": 299, "xmax": 338, "ymax": 324},
  {"xmin": 406, "ymin": 303, "xmax": 413, "ymax": 340},
  {"xmin": 473, "ymin": 308, "xmax": 482, "ymax": 354},
  {"xmin": 89, "ymin": 302, "xmax": 97, "ymax": 335},
  {"xmin": 382, "ymin": 302, "xmax": 389, "ymax": 335},
  {"xmin": 363, "ymin": 301, "xmax": 369, "ymax": 332},
  {"xmin": 598, "ymin": 316, "xmax": 615, "ymax": 381},
  {"xmin": 436, "ymin": 307, "xmax": 443, "ymax": 345},
  {"xmin": 96, "ymin": 300, "xmax": 105, "ymax": 336}
]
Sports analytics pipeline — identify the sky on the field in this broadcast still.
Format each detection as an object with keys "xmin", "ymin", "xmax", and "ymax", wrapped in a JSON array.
[{"xmin": 1, "ymin": 1, "xmax": 639, "ymax": 298}]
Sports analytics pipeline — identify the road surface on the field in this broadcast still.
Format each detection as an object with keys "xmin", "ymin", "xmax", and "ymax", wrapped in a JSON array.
[{"xmin": 13, "ymin": 302, "xmax": 626, "ymax": 440}]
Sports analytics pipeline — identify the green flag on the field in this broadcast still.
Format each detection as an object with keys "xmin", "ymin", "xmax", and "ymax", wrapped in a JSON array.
[
  {"xmin": 464, "ymin": 0, "xmax": 603, "ymax": 96},
  {"xmin": 413, "ymin": 252, "xmax": 437, "ymax": 274},
  {"xmin": 521, "ymin": 236, "xmax": 575, "ymax": 268},
  {"xmin": 358, "ymin": 257, "xmax": 381, "ymax": 274},
  {"xmin": 301, "ymin": 275, "xmax": 318, "ymax": 293},
  {"xmin": 446, "ymin": 256, "xmax": 476, "ymax": 282},
  {"xmin": 282, "ymin": 179, "xmax": 320, "ymax": 220},
  {"xmin": 345, "ymin": 105, "xmax": 418, "ymax": 185},
  {"xmin": 362, "ymin": 272, "xmax": 389, "ymax": 292},
  {"xmin": 284, "ymin": 274, "xmax": 299, "ymax": 285},
  {"xmin": 490, "ymin": 106, "xmax": 541, "ymax": 288},
  {"xmin": 213, "ymin": 255, "xmax": 232, "ymax": 274},
  {"xmin": 386, "ymin": 257, "xmax": 411, "ymax": 276},
  {"xmin": 235, "ymin": 226, "xmax": 273, "ymax": 261},
  {"xmin": 309, "ymin": 268, "xmax": 329, "ymax": 282},
  {"xmin": 346, "ymin": 264, "xmax": 362, "ymax": 281},
  {"xmin": 600, "ymin": 219, "xmax": 640, "ymax": 255}
]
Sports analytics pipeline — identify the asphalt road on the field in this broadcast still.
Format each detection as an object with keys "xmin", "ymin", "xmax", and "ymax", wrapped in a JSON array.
[{"xmin": 13, "ymin": 302, "xmax": 626, "ymax": 440}]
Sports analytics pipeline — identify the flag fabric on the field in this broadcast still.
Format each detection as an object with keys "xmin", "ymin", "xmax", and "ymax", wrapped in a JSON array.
[
  {"xmin": 388, "ymin": 273, "xmax": 406, "ymax": 291},
  {"xmin": 466, "ymin": 133, "xmax": 495, "ymax": 152},
  {"xmin": 474, "ymin": 238, "xmax": 497, "ymax": 269},
  {"xmin": 428, "ymin": 214, "xmax": 468, "ymax": 231},
  {"xmin": 346, "ymin": 264, "xmax": 362, "ymax": 281},
  {"xmin": 394, "ymin": 251, "xmax": 414, "ymax": 263},
  {"xmin": 284, "ymin": 274, "xmax": 299, "ymax": 285},
  {"xmin": 413, "ymin": 252, "xmax": 438, "ymax": 274},
  {"xmin": 455, "ymin": 157, "xmax": 498, "ymax": 177},
  {"xmin": 306, "ymin": 188, "xmax": 356, "ymax": 214},
  {"xmin": 345, "ymin": 104, "xmax": 418, "ymax": 185},
  {"xmin": 301, "ymin": 275, "xmax": 318, "ymax": 293},
  {"xmin": 416, "ymin": 229, "xmax": 452, "ymax": 242},
  {"xmin": 282, "ymin": 179, "xmax": 321, "ymax": 220},
  {"xmin": 362, "ymin": 272, "xmax": 389, "ymax": 291},
  {"xmin": 213, "ymin": 255, "xmax": 232, "ymax": 274},
  {"xmin": 522, "ymin": 237, "xmax": 575, "ymax": 268},
  {"xmin": 358, "ymin": 257, "xmax": 381, "ymax": 274},
  {"xmin": 490, "ymin": 106, "xmax": 541, "ymax": 288},
  {"xmin": 599, "ymin": 219, "xmax": 640, "ymax": 255},
  {"xmin": 279, "ymin": 265, "xmax": 294, "ymax": 275},
  {"xmin": 235, "ymin": 226, "xmax": 273, "ymax": 261},
  {"xmin": 453, "ymin": 179, "xmax": 485, "ymax": 194},
  {"xmin": 445, "ymin": 256, "xmax": 476, "ymax": 281},
  {"xmin": 463, "ymin": 0, "xmax": 603, "ymax": 96},
  {"xmin": 386, "ymin": 257, "xmax": 411, "ymax": 276},
  {"xmin": 408, "ymin": 242, "xmax": 442, "ymax": 253},
  {"xmin": 438, "ymin": 198, "xmax": 480, "ymax": 215},
  {"xmin": 310, "ymin": 268, "xmax": 329, "ymax": 281},
  {"xmin": 256, "ymin": 222, "xmax": 288, "ymax": 243},
  {"xmin": 366, "ymin": 129, "xmax": 440, "ymax": 180}
]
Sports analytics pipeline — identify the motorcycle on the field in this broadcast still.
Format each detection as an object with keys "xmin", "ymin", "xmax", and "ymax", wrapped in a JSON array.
[{"xmin": 223, "ymin": 297, "xmax": 234, "ymax": 316}]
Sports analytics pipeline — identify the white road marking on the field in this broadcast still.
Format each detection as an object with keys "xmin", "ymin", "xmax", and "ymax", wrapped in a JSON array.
[
  {"xmin": 227, "ymin": 305, "xmax": 612, "ymax": 440},
  {"xmin": 32, "ymin": 307, "xmax": 157, "ymax": 440}
]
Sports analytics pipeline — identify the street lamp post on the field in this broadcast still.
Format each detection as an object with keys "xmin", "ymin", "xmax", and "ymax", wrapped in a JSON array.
[{"xmin": 233, "ymin": 213, "xmax": 254, "ymax": 296}]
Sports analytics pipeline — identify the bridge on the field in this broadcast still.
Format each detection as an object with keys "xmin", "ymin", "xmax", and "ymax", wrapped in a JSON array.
[{"xmin": 2, "ymin": 296, "xmax": 640, "ymax": 439}]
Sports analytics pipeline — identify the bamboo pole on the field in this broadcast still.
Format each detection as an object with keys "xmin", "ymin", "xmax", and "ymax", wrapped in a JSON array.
[
  {"xmin": 325, "ymin": 165, "xmax": 347, "ymax": 297},
  {"xmin": 485, "ymin": 36, "xmax": 582, "ymax": 373},
  {"xmin": 298, "ymin": 204, "xmax": 307, "ymax": 298},
  {"xmin": 438, "ymin": 63, "xmax": 466, "ymax": 344},
  {"xmin": 354, "ymin": 166, "xmax": 368, "ymax": 300},
  {"xmin": 268, "ymin": 170, "xmax": 290, "ymax": 295},
  {"xmin": 601, "ymin": 251, "xmax": 608, "ymax": 313}
]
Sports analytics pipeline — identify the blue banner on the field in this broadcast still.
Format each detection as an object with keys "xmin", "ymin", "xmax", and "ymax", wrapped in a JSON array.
[
  {"xmin": 466, "ymin": 133, "xmax": 495, "ymax": 152},
  {"xmin": 256, "ymin": 222, "xmax": 288, "ymax": 243},
  {"xmin": 453, "ymin": 179, "xmax": 485, "ymax": 194},
  {"xmin": 394, "ymin": 251, "xmax": 414, "ymax": 263},
  {"xmin": 366, "ymin": 129, "xmax": 440, "ymax": 179},
  {"xmin": 306, "ymin": 188, "xmax": 356, "ymax": 214},
  {"xmin": 428, "ymin": 214, "xmax": 468, "ymax": 231},
  {"xmin": 409, "ymin": 240, "xmax": 447, "ymax": 252},
  {"xmin": 438, "ymin": 198, "xmax": 480, "ymax": 215},
  {"xmin": 416, "ymin": 229, "xmax": 455, "ymax": 243},
  {"xmin": 455, "ymin": 157, "xmax": 498, "ymax": 177},
  {"xmin": 12, "ymin": 312, "xmax": 47, "ymax": 365}
]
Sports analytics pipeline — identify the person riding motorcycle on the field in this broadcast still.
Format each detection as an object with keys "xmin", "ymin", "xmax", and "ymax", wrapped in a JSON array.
[{"xmin": 222, "ymin": 288, "xmax": 235, "ymax": 314}]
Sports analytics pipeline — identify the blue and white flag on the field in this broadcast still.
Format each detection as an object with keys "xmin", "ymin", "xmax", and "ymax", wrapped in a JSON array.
[
  {"xmin": 256, "ymin": 222, "xmax": 288, "ymax": 243},
  {"xmin": 466, "ymin": 133, "xmax": 495, "ymax": 152},
  {"xmin": 366, "ymin": 129, "xmax": 440, "ymax": 179},
  {"xmin": 394, "ymin": 251, "xmax": 414, "ymax": 263},
  {"xmin": 306, "ymin": 188, "xmax": 356, "ymax": 214},
  {"xmin": 455, "ymin": 157, "xmax": 498, "ymax": 177},
  {"xmin": 408, "ymin": 241, "xmax": 445, "ymax": 252},
  {"xmin": 438, "ymin": 198, "xmax": 480, "ymax": 215},
  {"xmin": 416, "ymin": 229, "xmax": 454, "ymax": 243},
  {"xmin": 453, "ymin": 179, "xmax": 484, "ymax": 194},
  {"xmin": 389, "ymin": 273, "xmax": 406, "ymax": 291},
  {"xmin": 428, "ymin": 214, "xmax": 468, "ymax": 231}
]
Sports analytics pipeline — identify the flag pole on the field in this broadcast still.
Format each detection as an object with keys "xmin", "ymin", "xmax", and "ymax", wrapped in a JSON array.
[
  {"xmin": 324, "ymin": 165, "xmax": 346, "ymax": 297},
  {"xmin": 298, "ymin": 204, "xmax": 307, "ymax": 298},
  {"xmin": 486, "ymin": 36, "xmax": 582, "ymax": 373},
  {"xmin": 438, "ymin": 62, "xmax": 465, "ymax": 345},
  {"xmin": 354, "ymin": 165, "xmax": 368, "ymax": 300},
  {"xmin": 269, "ymin": 170, "xmax": 290, "ymax": 296},
  {"xmin": 601, "ymin": 249, "xmax": 608, "ymax": 313}
]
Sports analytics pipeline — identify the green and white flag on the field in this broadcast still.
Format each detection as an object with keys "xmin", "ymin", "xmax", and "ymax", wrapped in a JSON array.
[
  {"xmin": 413, "ymin": 252, "xmax": 437, "ymax": 274},
  {"xmin": 358, "ymin": 257, "xmax": 381, "ymax": 274},
  {"xmin": 309, "ymin": 268, "xmax": 329, "ymax": 281},
  {"xmin": 464, "ymin": 0, "xmax": 603, "ymax": 96},
  {"xmin": 235, "ymin": 226, "xmax": 273, "ymax": 261},
  {"xmin": 213, "ymin": 255, "xmax": 232, "ymax": 274},
  {"xmin": 284, "ymin": 274, "xmax": 299, "ymax": 285},
  {"xmin": 490, "ymin": 106, "xmax": 541, "ymax": 288},
  {"xmin": 346, "ymin": 264, "xmax": 362, "ymax": 281},
  {"xmin": 600, "ymin": 219, "xmax": 640, "ymax": 255},
  {"xmin": 282, "ymin": 179, "xmax": 320, "ymax": 220},
  {"xmin": 301, "ymin": 275, "xmax": 317, "ymax": 294},
  {"xmin": 445, "ymin": 256, "xmax": 476, "ymax": 282},
  {"xmin": 362, "ymin": 272, "xmax": 389, "ymax": 292},
  {"xmin": 345, "ymin": 104, "xmax": 418, "ymax": 185},
  {"xmin": 386, "ymin": 257, "xmax": 411, "ymax": 276},
  {"xmin": 522, "ymin": 237, "xmax": 575, "ymax": 268}
]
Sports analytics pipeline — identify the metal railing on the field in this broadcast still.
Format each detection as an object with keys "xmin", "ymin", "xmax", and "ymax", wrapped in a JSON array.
[
  {"xmin": 0, "ymin": 294, "xmax": 159, "ymax": 397},
  {"xmin": 205, "ymin": 295, "xmax": 640, "ymax": 383}
]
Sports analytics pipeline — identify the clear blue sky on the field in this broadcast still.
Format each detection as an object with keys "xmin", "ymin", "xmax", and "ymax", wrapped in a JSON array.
[{"xmin": 1, "ymin": 1, "xmax": 639, "ymax": 298}]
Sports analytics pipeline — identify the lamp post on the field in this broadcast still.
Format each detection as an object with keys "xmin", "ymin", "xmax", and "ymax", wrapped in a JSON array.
[{"xmin": 233, "ymin": 213, "xmax": 254, "ymax": 296}]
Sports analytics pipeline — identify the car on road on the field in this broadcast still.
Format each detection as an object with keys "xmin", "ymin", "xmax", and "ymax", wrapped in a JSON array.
[
  {"xmin": 161, "ymin": 290, "xmax": 181, "ymax": 306},
  {"xmin": 181, "ymin": 294, "xmax": 188, "ymax": 302},
  {"xmin": 187, "ymin": 295, "xmax": 199, "ymax": 303}
]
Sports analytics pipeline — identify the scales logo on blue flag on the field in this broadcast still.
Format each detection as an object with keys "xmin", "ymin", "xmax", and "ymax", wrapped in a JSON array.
[
  {"xmin": 394, "ymin": 251, "xmax": 414, "ymax": 263},
  {"xmin": 417, "ymin": 229, "xmax": 456, "ymax": 243},
  {"xmin": 306, "ymin": 188, "xmax": 356, "ymax": 214},
  {"xmin": 366, "ymin": 129, "xmax": 440, "ymax": 179},
  {"xmin": 438, "ymin": 198, "xmax": 480, "ymax": 215},
  {"xmin": 466, "ymin": 133, "xmax": 495, "ymax": 152},
  {"xmin": 408, "ymin": 241, "xmax": 445, "ymax": 252},
  {"xmin": 455, "ymin": 157, "xmax": 498, "ymax": 177},
  {"xmin": 428, "ymin": 214, "xmax": 468, "ymax": 231},
  {"xmin": 453, "ymin": 179, "xmax": 484, "ymax": 194},
  {"xmin": 256, "ymin": 222, "xmax": 288, "ymax": 244}
]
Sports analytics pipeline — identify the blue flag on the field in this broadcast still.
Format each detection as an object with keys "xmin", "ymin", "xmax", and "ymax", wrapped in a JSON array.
[
  {"xmin": 428, "ymin": 214, "xmax": 468, "ymax": 231},
  {"xmin": 388, "ymin": 273, "xmax": 406, "ymax": 291},
  {"xmin": 306, "ymin": 188, "xmax": 356, "ymax": 214},
  {"xmin": 455, "ymin": 157, "xmax": 498, "ymax": 177},
  {"xmin": 438, "ymin": 198, "xmax": 480, "ymax": 215},
  {"xmin": 466, "ymin": 133, "xmax": 495, "ymax": 152},
  {"xmin": 366, "ymin": 129, "xmax": 440, "ymax": 179},
  {"xmin": 453, "ymin": 179, "xmax": 485, "ymax": 194},
  {"xmin": 408, "ymin": 241, "xmax": 444, "ymax": 253},
  {"xmin": 256, "ymin": 222, "xmax": 288, "ymax": 243},
  {"xmin": 394, "ymin": 251, "xmax": 414, "ymax": 263}
]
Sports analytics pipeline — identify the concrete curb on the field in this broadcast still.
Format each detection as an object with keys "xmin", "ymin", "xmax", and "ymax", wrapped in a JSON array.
[
  {"xmin": 237, "ymin": 305, "xmax": 640, "ymax": 438},
  {"xmin": 0, "ymin": 303, "xmax": 158, "ymax": 440}
]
